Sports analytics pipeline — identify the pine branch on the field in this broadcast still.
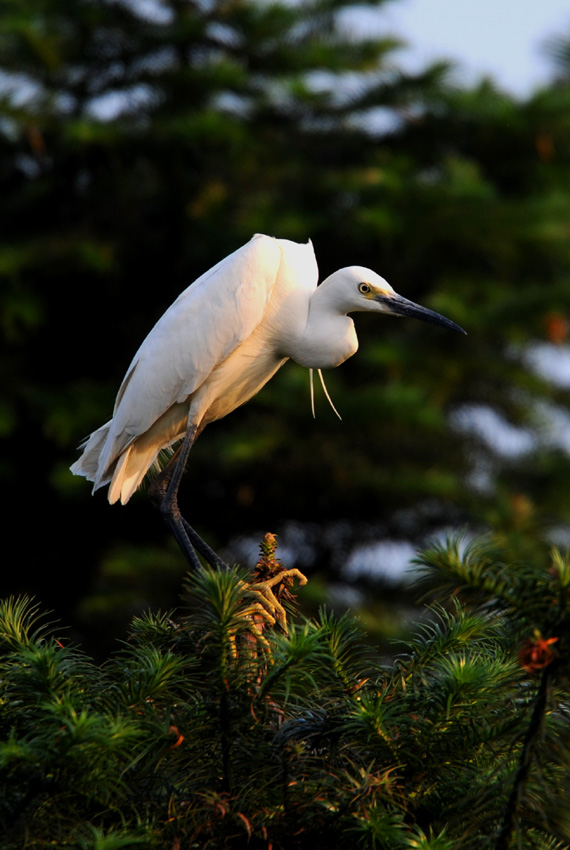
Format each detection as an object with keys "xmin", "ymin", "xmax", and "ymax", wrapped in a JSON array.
[
  {"xmin": 3, "ymin": 536, "xmax": 570, "ymax": 847},
  {"xmin": 496, "ymin": 664, "xmax": 555, "ymax": 850}
]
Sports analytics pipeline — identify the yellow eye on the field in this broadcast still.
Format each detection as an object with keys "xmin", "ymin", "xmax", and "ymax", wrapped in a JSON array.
[{"xmin": 359, "ymin": 283, "xmax": 371, "ymax": 295}]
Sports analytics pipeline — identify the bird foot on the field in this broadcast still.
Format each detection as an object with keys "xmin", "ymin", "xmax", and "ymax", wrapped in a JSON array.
[
  {"xmin": 223, "ymin": 535, "xmax": 309, "ymax": 658},
  {"xmin": 240, "ymin": 534, "xmax": 308, "ymax": 636},
  {"xmin": 240, "ymin": 568, "xmax": 308, "ymax": 634}
]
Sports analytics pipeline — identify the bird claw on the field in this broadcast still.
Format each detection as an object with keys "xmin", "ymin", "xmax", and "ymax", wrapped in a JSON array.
[{"xmin": 240, "ymin": 568, "xmax": 308, "ymax": 635}]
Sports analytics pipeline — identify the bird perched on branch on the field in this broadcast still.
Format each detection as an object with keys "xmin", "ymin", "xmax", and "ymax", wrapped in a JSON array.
[{"xmin": 71, "ymin": 233, "xmax": 465, "ymax": 570}]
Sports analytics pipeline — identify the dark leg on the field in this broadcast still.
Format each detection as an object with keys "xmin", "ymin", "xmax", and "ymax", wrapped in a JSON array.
[
  {"xmin": 148, "ymin": 425, "xmax": 226, "ymax": 570},
  {"xmin": 180, "ymin": 517, "xmax": 227, "ymax": 568}
]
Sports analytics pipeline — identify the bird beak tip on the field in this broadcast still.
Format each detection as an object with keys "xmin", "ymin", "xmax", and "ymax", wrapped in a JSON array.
[{"xmin": 386, "ymin": 293, "xmax": 466, "ymax": 335}]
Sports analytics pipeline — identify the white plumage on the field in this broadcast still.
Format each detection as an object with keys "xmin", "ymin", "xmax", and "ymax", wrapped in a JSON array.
[{"xmin": 71, "ymin": 233, "xmax": 464, "ymax": 522}]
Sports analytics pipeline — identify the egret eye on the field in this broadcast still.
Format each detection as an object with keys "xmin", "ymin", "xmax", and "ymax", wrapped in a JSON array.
[{"xmin": 359, "ymin": 283, "xmax": 371, "ymax": 295}]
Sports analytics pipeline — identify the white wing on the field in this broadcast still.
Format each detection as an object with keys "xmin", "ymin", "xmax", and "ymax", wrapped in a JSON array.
[
  {"xmin": 71, "ymin": 234, "xmax": 319, "ymax": 501},
  {"xmin": 97, "ymin": 235, "xmax": 285, "ymax": 475}
]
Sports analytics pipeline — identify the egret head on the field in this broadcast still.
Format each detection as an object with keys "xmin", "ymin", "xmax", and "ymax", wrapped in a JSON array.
[{"xmin": 325, "ymin": 266, "xmax": 465, "ymax": 334}]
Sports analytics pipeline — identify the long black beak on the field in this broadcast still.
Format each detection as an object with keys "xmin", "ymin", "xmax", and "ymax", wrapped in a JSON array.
[{"xmin": 381, "ymin": 293, "xmax": 466, "ymax": 334}]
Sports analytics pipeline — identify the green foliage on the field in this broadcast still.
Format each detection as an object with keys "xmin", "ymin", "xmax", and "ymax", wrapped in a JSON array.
[
  {"xmin": 3, "ymin": 0, "xmax": 570, "ymax": 695},
  {"xmin": 2, "ymin": 538, "xmax": 570, "ymax": 848},
  {"xmin": 3, "ymin": 5, "xmax": 570, "ymax": 844}
]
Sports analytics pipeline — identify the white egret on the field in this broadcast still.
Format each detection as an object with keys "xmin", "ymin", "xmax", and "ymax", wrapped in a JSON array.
[{"xmin": 71, "ymin": 233, "xmax": 464, "ymax": 569}]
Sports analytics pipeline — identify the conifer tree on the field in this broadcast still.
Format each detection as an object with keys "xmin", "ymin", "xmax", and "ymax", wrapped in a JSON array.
[
  {"xmin": 2, "ymin": 0, "xmax": 570, "ymax": 657},
  {"xmin": 1, "ymin": 536, "xmax": 569, "ymax": 848},
  {"xmin": 0, "ymin": 0, "xmax": 452, "ymax": 622}
]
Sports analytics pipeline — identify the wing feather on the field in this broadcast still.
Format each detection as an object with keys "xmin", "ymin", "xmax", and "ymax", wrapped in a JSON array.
[{"xmin": 96, "ymin": 234, "xmax": 283, "ymax": 477}]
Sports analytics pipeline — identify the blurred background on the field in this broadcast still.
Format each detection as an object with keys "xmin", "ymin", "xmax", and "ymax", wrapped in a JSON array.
[{"xmin": 2, "ymin": 0, "xmax": 570, "ymax": 657}]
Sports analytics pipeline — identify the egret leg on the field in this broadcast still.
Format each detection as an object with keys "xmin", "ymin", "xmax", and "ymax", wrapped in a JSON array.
[
  {"xmin": 148, "ymin": 425, "xmax": 226, "ymax": 570},
  {"xmin": 180, "ymin": 518, "xmax": 227, "ymax": 568}
]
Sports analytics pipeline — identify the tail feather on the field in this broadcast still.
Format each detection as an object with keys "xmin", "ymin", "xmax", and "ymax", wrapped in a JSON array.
[
  {"xmin": 107, "ymin": 442, "xmax": 160, "ymax": 505},
  {"xmin": 70, "ymin": 421, "xmax": 156, "ymax": 503},
  {"xmin": 71, "ymin": 421, "xmax": 164, "ymax": 504},
  {"xmin": 70, "ymin": 422, "xmax": 113, "ymax": 490},
  {"xmin": 71, "ymin": 404, "xmax": 190, "ymax": 504}
]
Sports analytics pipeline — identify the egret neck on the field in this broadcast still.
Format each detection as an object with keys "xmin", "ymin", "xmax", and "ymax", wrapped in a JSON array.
[{"xmin": 286, "ymin": 275, "xmax": 359, "ymax": 369}]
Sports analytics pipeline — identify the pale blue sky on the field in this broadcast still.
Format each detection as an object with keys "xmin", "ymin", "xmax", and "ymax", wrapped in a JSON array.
[{"xmin": 382, "ymin": 0, "xmax": 570, "ymax": 95}]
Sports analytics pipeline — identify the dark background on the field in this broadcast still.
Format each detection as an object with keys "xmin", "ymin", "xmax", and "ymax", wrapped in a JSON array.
[{"xmin": 3, "ymin": 0, "xmax": 570, "ymax": 655}]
